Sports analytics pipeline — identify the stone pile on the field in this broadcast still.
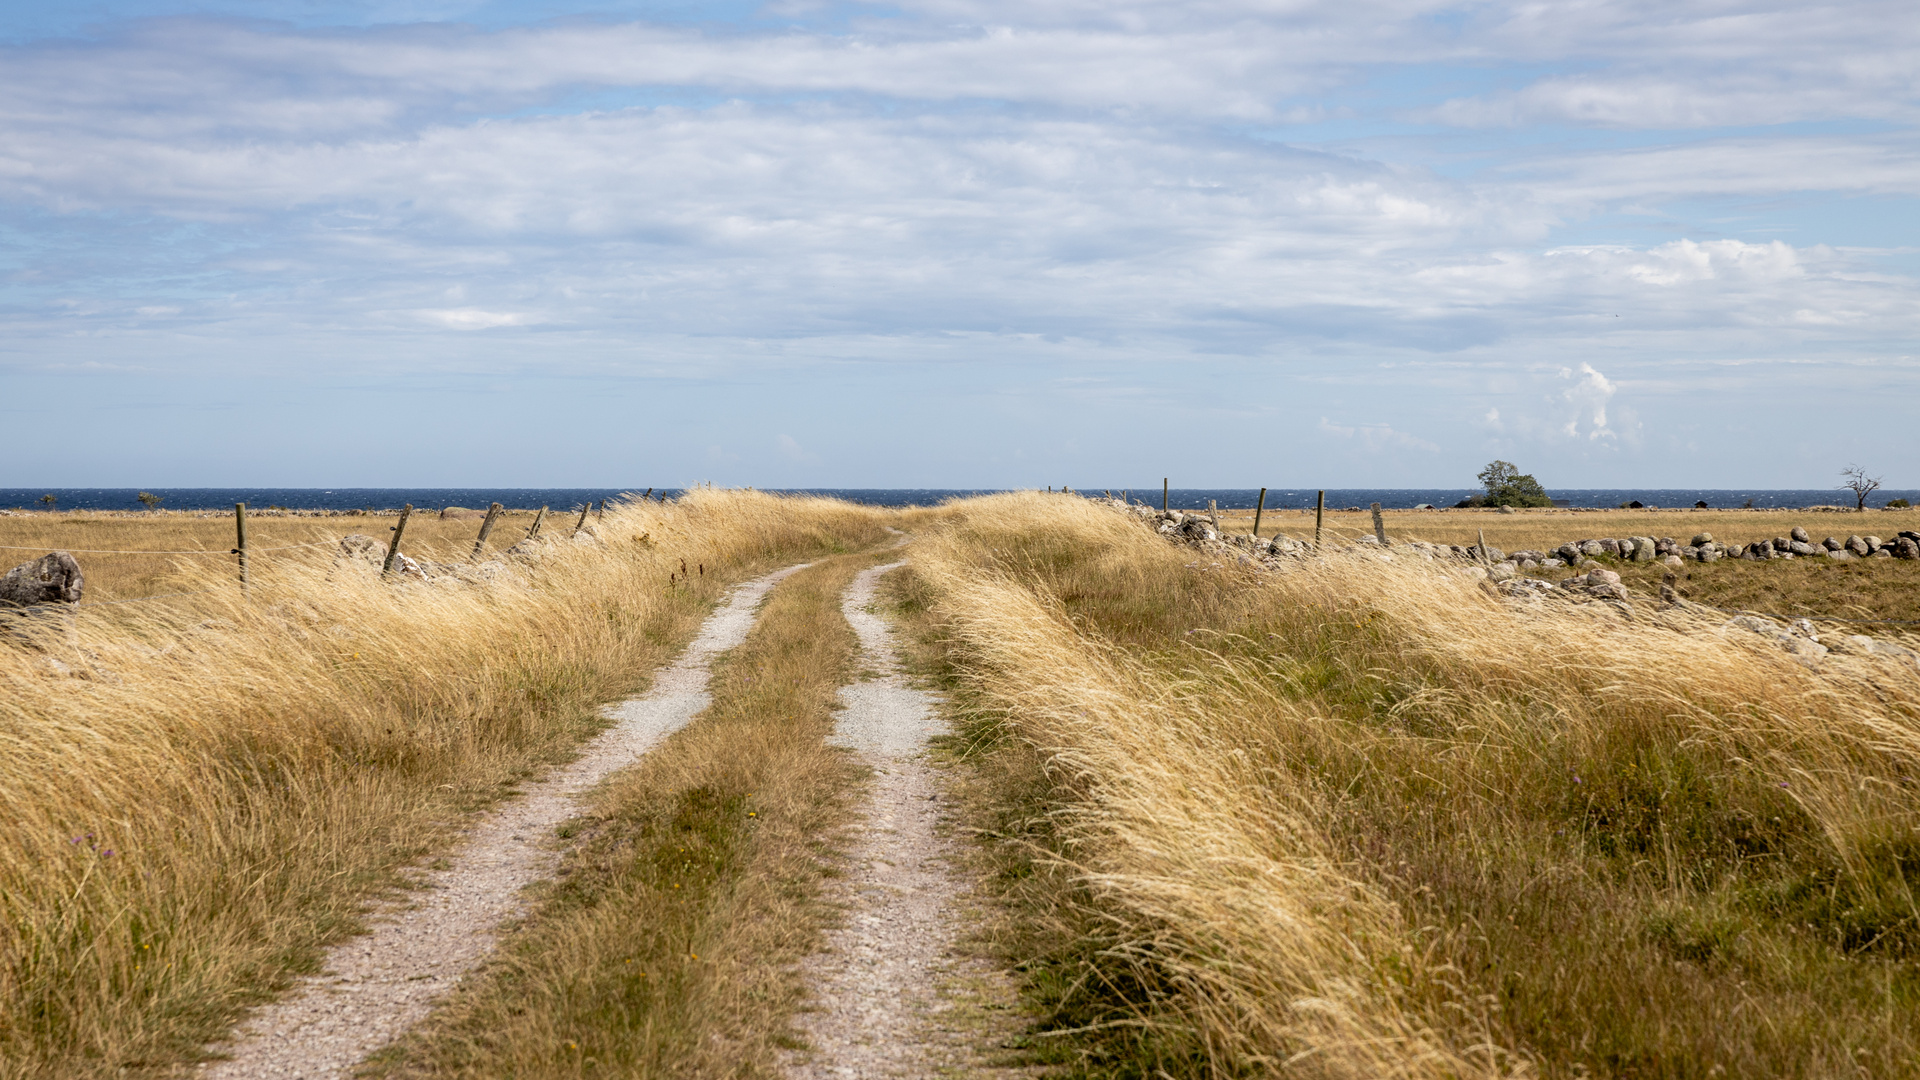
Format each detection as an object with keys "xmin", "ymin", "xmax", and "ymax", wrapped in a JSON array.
[
  {"xmin": 1116, "ymin": 502, "xmax": 1310, "ymax": 566},
  {"xmin": 1103, "ymin": 497, "xmax": 1919, "ymax": 672},
  {"xmin": 336, "ymin": 534, "xmax": 513, "ymax": 583}
]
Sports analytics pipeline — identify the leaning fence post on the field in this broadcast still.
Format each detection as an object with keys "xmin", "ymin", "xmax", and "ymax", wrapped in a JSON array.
[
  {"xmin": 1371, "ymin": 502, "xmax": 1387, "ymax": 546},
  {"xmin": 233, "ymin": 502, "xmax": 249, "ymax": 592},
  {"xmin": 1477, "ymin": 528, "xmax": 1492, "ymax": 567},
  {"xmin": 526, "ymin": 505, "xmax": 548, "ymax": 539},
  {"xmin": 1253, "ymin": 488, "xmax": 1267, "ymax": 537},
  {"xmin": 572, "ymin": 502, "xmax": 591, "ymax": 536},
  {"xmin": 1314, "ymin": 490, "xmax": 1326, "ymax": 549},
  {"xmin": 1208, "ymin": 499, "xmax": 1219, "ymax": 527},
  {"xmin": 1162, "ymin": 478, "xmax": 1169, "ymax": 511},
  {"xmin": 471, "ymin": 502, "xmax": 502, "ymax": 560},
  {"xmin": 382, "ymin": 504, "xmax": 413, "ymax": 576},
  {"xmin": 595, "ymin": 499, "xmax": 605, "ymax": 522}
]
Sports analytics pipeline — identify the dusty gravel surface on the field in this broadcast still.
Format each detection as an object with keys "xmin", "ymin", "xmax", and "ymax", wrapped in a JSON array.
[
  {"xmin": 786, "ymin": 561, "xmax": 1032, "ymax": 1079},
  {"xmin": 201, "ymin": 564, "xmax": 809, "ymax": 1079}
]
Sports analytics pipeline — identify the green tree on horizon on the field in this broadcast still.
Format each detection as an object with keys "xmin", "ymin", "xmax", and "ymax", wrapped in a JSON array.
[{"xmin": 1477, "ymin": 460, "xmax": 1553, "ymax": 508}]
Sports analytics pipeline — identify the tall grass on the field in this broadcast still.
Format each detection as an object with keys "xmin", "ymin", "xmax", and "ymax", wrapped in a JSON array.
[
  {"xmin": 0, "ymin": 491, "xmax": 889, "ymax": 1077},
  {"xmin": 909, "ymin": 492, "xmax": 1920, "ymax": 1077}
]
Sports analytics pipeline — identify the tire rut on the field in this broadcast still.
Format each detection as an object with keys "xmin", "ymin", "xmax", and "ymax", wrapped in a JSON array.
[{"xmin": 200, "ymin": 563, "xmax": 811, "ymax": 1079}]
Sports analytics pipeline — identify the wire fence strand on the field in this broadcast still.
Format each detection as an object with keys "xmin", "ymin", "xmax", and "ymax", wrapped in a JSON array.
[{"xmin": 0, "ymin": 539, "xmax": 342, "ymax": 555}]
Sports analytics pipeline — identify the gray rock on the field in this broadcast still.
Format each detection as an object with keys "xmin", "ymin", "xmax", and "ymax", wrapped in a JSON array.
[
  {"xmin": 1631, "ymin": 537, "xmax": 1657, "ymax": 562},
  {"xmin": 1864, "ymin": 535, "xmax": 1883, "ymax": 553},
  {"xmin": 1589, "ymin": 583, "xmax": 1629, "ymax": 601},
  {"xmin": 1828, "ymin": 549, "xmax": 1855, "ymax": 561},
  {"xmin": 1582, "ymin": 540, "xmax": 1607, "ymax": 557},
  {"xmin": 1823, "ymin": 536, "xmax": 1843, "ymax": 551},
  {"xmin": 1588, "ymin": 568, "xmax": 1622, "ymax": 585},
  {"xmin": 1, "ymin": 551, "xmax": 83, "ymax": 606},
  {"xmin": 1789, "ymin": 541, "xmax": 1821, "ymax": 556},
  {"xmin": 1690, "ymin": 531, "xmax": 1714, "ymax": 546},
  {"xmin": 1895, "ymin": 538, "xmax": 1919, "ymax": 559},
  {"xmin": 1557, "ymin": 542, "xmax": 1582, "ymax": 563},
  {"xmin": 1846, "ymin": 535, "xmax": 1869, "ymax": 556},
  {"xmin": 1489, "ymin": 561, "xmax": 1518, "ymax": 582},
  {"xmin": 1663, "ymin": 554, "xmax": 1686, "ymax": 569},
  {"xmin": 338, "ymin": 534, "xmax": 388, "ymax": 562},
  {"xmin": 1697, "ymin": 547, "xmax": 1722, "ymax": 563},
  {"xmin": 1497, "ymin": 505, "xmax": 1516, "ymax": 514},
  {"xmin": 1791, "ymin": 526, "xmax": 1810, "ymax": 543},
  {"xmin": 1520, "ymin": 558, "xmax": 1540, "ymax": 570}
]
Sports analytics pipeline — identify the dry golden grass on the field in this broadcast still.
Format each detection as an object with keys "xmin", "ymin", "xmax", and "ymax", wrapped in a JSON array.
[
  {"xmin": 1214, "ymin": 504, "xmax": 1919, "ymax": 552},
  {"xmin": 905, "ymin": 492, "xmax": 1920, "ymax": 1078},
  {"xmin": 1204, "ymin": 505, "xmax": 1920, "ymax": 625},
  {"xmin": 0, "ymin": 492, "xmax": 891, "ymax": 1078},
  {"xmin": 0, "ymin": 508, "xmax": 548, "ymax": 603}
]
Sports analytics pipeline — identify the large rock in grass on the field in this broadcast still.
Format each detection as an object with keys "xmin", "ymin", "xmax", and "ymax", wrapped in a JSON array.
[
  {"xmin": 1791, "ymin": 526, "xmax": 1811, "ymax": 543},
  {"xmin": 1894, "ymin": 538, "xmax": 1920, "ymax": 560},
  {"xmin": 1, "ymin": 552, "xmax": 84, "ymax": 607},
  {"xmin": 338, "ymin": 534, "xmax": 388, "ymax": 563}
]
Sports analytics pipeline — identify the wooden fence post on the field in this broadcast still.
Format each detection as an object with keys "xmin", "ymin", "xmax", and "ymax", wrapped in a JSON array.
[
  {"xmin": 1371, "ymin": 502, "xmax": 1387, "ymax": 546},
  {"xmin": 233, "ymin": 503, "xmax": 249, "ymax": 592},
  {"xmin": 1162, "ymin": 478, "xmax": 1169, "ymax": 511},
  {"xmin": 596, "ymin": 499, "xmax": 605, "ymax": 522},
  {"xmin": 1314, "ymin": 490, "xmax": 1326, "ymax": 549},
  {"xmin": 382, "ymin": 504, "xmax": 413, "ymax": 576},
  {"xmin": 526, "ymin": 505, "xmax": 548, "ymax": 539},
  {"xmin": 1208, "ymin": 499, "xmax": 1218, "ymax": 528},
  {"xmin": 471, "ymin": 502, "xmax": 502, "ymax": 560},
  {"xmin": 1477, "ymin": 528, "xmax": 1492, "ymax": 567},
  {"xmin": 1253, "ymin": 488, "xmax": 1267, "ymax": 537},
  {"xmin": 572, "ymin": 502, "xmax": 592, "ymax": 536}
]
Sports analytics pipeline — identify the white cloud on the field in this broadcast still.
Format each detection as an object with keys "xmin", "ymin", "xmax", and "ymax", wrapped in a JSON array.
[
  {"xmin": 1317, "ymin": 417, "xmax": 1440, "ymax": 454},
  {"xmin": 1560, "ymin": 363, "xmax": 1617, "ymax": 442},
  {"xmin": 413, "ymin": 308, "xmax": 533, "ymax": 329},
  {"xmin": 776, "ymin": 434, "xmax": 817, "ymax": 463}
]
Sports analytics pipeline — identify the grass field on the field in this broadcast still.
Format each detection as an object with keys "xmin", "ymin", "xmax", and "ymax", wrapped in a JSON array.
[
  {"xmin": 1204, "ymin": 505, "xmax": 1920, "ymax": 626},
  {"xmin": 0, "ymin": 508, "xmax": 546, "ymax": 603},
  {"xmin": 9, "ymin": 493, "xmax": 1920, "ymax": 1078},
  {"xmin": 903, "ymin": 492, "xmax": 1920, "ymax": 1079},
  {"xmin": 0, "ymin": 492, "xmax": 891, "ymax": 1077}
]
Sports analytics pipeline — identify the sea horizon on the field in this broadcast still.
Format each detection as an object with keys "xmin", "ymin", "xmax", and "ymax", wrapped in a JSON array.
[{"xmin": 4, "ymin": 486, "xmax": 1916, "ymax": 513}]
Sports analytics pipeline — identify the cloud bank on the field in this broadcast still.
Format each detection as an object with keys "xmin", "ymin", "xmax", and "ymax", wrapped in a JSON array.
[{"xmin": 0, "ymin": 0, "xmax": 1914, "ymax": 486}]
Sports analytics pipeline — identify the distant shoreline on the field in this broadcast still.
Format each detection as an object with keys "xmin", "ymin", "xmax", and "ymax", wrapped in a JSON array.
[{"xmin": 3, "ymin": 488, "xmax": 1917, "ymax": 514}]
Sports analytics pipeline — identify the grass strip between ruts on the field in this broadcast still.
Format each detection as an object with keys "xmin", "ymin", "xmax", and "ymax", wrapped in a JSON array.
[{"xmin": 364, "ymin": 550, "xmax": 887, "ymax": 1079}]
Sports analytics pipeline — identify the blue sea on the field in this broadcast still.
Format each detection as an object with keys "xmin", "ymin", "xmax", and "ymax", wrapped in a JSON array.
[{"xmin": 2, "ymin": 487, "xmax": 1916, "ymax": 513}]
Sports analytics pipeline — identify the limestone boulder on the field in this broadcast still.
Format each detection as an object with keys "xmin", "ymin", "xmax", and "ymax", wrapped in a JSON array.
[
  {"xmin": 338, "ymin": 534, "xmax": 388, "ymax": 563},
  {"xmin": 1, "ymin": 552, "xmax": 84, "ymax": 607}
]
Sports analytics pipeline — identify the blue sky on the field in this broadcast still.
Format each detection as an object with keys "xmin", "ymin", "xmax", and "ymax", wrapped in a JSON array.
[{"xmin": 2, "ymin": 0, "xmax": 1915, "ymax": 489}]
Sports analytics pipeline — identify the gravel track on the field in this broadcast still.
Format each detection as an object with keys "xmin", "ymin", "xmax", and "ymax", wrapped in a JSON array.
[
  {"xmin": 200, "ymin": 564, "xmax": 810, "ymax": 1079},
  {"xmin": 787, "ymin": 561, "xmax": 1030, "ymax": 1079}
]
